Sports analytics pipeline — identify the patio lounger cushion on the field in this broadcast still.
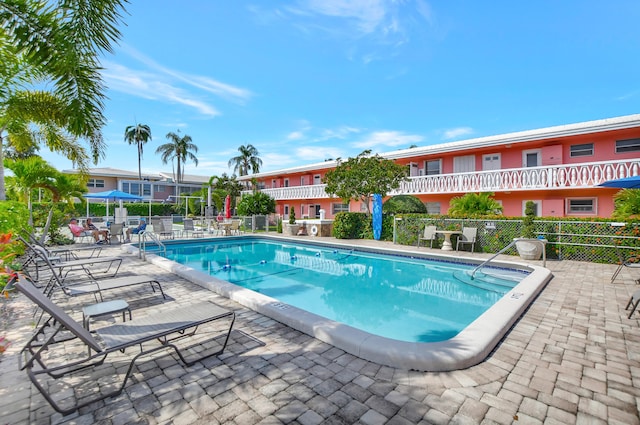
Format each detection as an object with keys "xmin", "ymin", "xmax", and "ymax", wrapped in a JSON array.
[{"xmin": 16, "ymin": 276, "xmax": 235, "ymax": 415}]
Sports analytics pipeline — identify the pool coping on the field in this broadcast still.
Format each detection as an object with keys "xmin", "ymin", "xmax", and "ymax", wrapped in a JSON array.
[{"xmin": 126, "ymin": 235, "xmax": 553, "ymax": 371}]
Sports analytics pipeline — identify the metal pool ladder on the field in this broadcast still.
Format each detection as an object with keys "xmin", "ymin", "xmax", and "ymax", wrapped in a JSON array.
[
  {"xmin": 139, "ymin": 231, "xmax": 166, "ymax": 260},
  {"xmin": 470, "ymin": 238, "xmax": 546, "ymax": 279}
]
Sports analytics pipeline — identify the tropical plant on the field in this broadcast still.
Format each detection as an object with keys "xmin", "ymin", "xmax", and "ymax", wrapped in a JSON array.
[
  {"xmin": 228, "ymin": 144, "xmax": 262, "ymax": 176},
  {"xmin": 0, "ymin": 0, "xmax": 128, "ymax": 200},
  {"xmin": 156, "ymin": 130, "xmax": 199, "ymax": 183},
  {"xmin": 323, "ymin": 150, "xmax": 408, "ymax": 216},
  {"xmin": 4, "ymin": 156, "xmax": 57, "ymax": 224},
  {"xmin": 236, "ymin": 191, "xmax": 276, "ymax": 216},
  {"xmin": 612, "ymin": 189, "xmax": 640, "ymax": 219},
  {"xmin": 383, "ymin": 195, "xmax": 428, "ymax": 214},
  {"xmin": 447, "ymin": 192, "xmax": 503, "ymax": 217},
  {"xmin": 124, "ymin": 123, "xmax": 152, "ymax": 180},
  {"xmin": 522, "ymin": 200, "xmax": 537, "ymax": 238}
]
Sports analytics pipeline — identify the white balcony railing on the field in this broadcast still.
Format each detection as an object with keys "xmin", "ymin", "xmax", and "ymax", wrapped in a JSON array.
[{"xmin": 249, "ymin": 159, "xmax": 640, "ymax": 200}]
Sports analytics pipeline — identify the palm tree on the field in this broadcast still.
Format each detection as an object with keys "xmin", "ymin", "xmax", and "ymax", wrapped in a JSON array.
[
  {"xmin": 0, "ymin": 0, "xmax": 128, "ymax": 200},
  {"xmin": 228, "ymin": 144, "xmax": 263, "ymax": 176},
  {"xmin": 124, "ymin": 124, "xmax": 152, "ymax": 180},
  {"xmin": 155, "ymin": 130, "xmax": 199, "ymax": 183},
  {"xmin": 447, "ymin": 192, "xmax": 503, "ymax": 217}
]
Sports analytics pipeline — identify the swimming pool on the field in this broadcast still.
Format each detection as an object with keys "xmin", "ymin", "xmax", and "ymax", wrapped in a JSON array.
[{"xmin": 133, "ymin": 236, "xmax": 552, "ymax": 371}]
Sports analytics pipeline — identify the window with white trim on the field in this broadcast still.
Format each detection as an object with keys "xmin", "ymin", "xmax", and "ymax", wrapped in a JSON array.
[
  {"xmin": 425, "ymin": 202, "xmax": 440, "ymax": 214},
  {"xmin": 523, "ymin": 149, "xmax": 541, "ymax": 167},
  {"xmin": 87, "ymin": 178, "xmax": 105, "ymax": 188},
  {"xmin": 616, "ymin": 138, "xmax": 640, "ymax": 153},
  {"xmin": 570, "ymin": 143, "xmax": 593, "ymax": 157},
  {"xmin": 425, "ymin": 159, "xmax": 442, "ymax": 175},
  {"xmin": 567, "ymin": 198, "xmax": 596, "ymax": 214},
  {"xmin": 284, "ymin": 178, "xmax": 289, "ymax": 187},
  {"xmin": 332, "ymin": 203, "xmax": 349, "ymax": 214}
]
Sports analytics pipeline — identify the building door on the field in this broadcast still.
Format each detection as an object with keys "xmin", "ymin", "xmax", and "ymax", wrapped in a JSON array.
[
  {"xmin": 453, "ymin": 155, "xmax": 475, "ymax": 173},
  {"xmin": 482, "ymin": 153, "xmax": 501, "ymax": 171}
]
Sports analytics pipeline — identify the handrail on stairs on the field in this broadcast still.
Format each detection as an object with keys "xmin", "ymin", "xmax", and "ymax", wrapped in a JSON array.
[{"xmin": 470, "ymin": 238, "xmax": 546, "ymax": 279}]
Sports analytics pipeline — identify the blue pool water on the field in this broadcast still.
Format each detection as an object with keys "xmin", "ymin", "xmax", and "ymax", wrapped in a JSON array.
[{"xmin": 158, "ymin": 239, "xmax": 529, "ymax": 343}]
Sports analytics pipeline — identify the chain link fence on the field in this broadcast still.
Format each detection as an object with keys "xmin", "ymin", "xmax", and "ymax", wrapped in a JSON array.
[{"xmin": 393, "ymin": 216, "xmax": 640, "ymax": 264}]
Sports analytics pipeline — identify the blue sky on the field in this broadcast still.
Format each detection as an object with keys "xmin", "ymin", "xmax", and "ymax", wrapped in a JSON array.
[{"xmin": 41, "ymin": 0, "xmax": 640, "ymax": 178}]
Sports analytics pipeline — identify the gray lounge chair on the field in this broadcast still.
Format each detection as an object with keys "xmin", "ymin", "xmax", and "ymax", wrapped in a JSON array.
[
  {"xmin": 26, "ymin": 248, "xmax": 165, "ymax": 302},
  {"xmin": 15, "ymin": 275, "xmax": 235, "ymax": 415},
  {"xmin": 18, "ymin": 237, "xmax": 121, "ymax": 282}
]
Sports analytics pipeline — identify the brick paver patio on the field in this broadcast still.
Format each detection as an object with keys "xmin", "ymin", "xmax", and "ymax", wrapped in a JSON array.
[{"xmin": 0, "ymin": 239, "xmax": 639, "ymax": 424}]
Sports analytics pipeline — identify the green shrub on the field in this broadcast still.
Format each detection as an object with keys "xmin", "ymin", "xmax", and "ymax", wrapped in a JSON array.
[
  {"xmin": 383, "ymin": 195, "xmax": 427, "ymax": 214},
  {"xmin": 332, "ymin": 212, "xmax": 370, "ymax": 239}
]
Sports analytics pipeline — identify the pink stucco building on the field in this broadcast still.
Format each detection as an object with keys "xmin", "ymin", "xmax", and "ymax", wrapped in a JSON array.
[{"xmin": 239, "ymin": 114, "xmax": 640, "ymax": 219}]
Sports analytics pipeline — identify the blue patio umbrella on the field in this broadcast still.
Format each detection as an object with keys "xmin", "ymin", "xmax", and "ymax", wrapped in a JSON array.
[
  {"xmin": 598, "ymin": 176, "xmax": 640, "ymax": 189},
  {"xmin": 83, "ymin": 190, "xmax": 143, "ymax": 218}
]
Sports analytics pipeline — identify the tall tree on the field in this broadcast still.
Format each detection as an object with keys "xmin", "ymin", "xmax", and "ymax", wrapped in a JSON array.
[
  {"xmin": 155, "ymin": 130, "xmax": 199, "ymax": 183},
  {"xmin": 124, "ymin": 123, "xmax": 152, "ymax": 180},
  {"xmin": 323, "ymin": 150, "xmax": 408, "ymax": 215},
  {"xmin": 228, "ymin": 144, "xmax": 262, "ymax": 176},
  {"xmin": 0, "ymin": 0, "xmax": 127, "ymax": 200}
]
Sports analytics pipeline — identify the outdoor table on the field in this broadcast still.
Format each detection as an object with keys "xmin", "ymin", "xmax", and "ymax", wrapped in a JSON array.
[
  {"xmin": 82, "ymin": 299, "xmax": 131, "ymax": 330},
  {"xmin": 435, "ymin": 230, "xmax": 462, "ymax": 251}
]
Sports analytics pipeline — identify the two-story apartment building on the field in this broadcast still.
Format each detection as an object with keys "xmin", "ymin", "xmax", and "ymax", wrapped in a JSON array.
[
  {"xmin": 239, "ymin": 114, "xmax": 640, "ymax": 219},
  {"xmin": 63, "ymin": 167, "xmax": 209, "ymax": 201}
]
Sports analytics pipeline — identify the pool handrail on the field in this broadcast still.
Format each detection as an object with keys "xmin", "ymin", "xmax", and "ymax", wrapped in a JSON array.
[
  {"xmin": 140, "ymin": 231, "xmax": 166, "ymax": 260},
  {"xmin": 471, "ymin": 238, "xmax": 546, "ymax": 279}
]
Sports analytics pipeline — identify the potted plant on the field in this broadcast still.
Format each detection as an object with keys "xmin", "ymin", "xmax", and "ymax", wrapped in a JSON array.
[
  {"xmin": 516, "ymin": 201, "xmax": 545, "ymax": 260},
  {"xmin": 285, "ymin": 209, "xmax": 298, "ymax": 235}
]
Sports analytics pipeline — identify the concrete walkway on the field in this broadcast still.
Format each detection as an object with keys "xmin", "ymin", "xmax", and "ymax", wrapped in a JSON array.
[{"xmin": 1, "ymin": 239, "xmax": 639, "ymax": 424}]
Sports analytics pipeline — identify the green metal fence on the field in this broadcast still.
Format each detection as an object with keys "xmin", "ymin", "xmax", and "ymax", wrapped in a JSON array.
[{"xmin": 393, "ymin": 217, "xmax": 640, "ymax": 264}]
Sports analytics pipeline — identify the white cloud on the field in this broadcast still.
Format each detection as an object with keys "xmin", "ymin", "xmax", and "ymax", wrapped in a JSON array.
[
  {"xmin": 443, "ymin": 127, "xmax": 473, "ymax": 140},
  {"xmin": 121, "ymin": 45, "xmax": 253, "ymax": 104},
  {"xmin": 294, "ymin": 146, "xmax": 344, "ymax": 161},
  {"xmin": 352, "ymin": 130, "xmax": 424, "ymax": 149},
  {"xmin": 318, "ymin": 125, "xmax": 361, "ymax": 140},
  {"xmin": 304, "ymin": 0, "xmax": 387, "ymax": 34},
  {"xmin": 287, "ymin": 131, "xmax": 305, "ymax": 140},
  {"xmin": 103, "ymin": 63, "xmax": 220, "ymax": 117}
]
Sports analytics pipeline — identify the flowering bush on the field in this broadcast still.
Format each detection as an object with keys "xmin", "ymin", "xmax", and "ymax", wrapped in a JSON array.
[{"xmin": 0, "ymin": 336, "xmax": 9, "ymax": 355}]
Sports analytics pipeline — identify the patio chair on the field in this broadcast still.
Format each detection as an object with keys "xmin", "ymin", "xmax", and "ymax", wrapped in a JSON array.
[
  {"xmin": 418, "ymin": 225, "xmax": 437, "ymax": 248},
  {"xmin": 108, "ymin": 222, "xmax": 125, "ymax": 244},
  {"xmin": 182, "ymin": 218, "xmax": 204, "ymax": 238},
  {"xmin": 15, "ymin": 275, "xmax": 235, "ymax": 415},
  {"xmin": 611, "ymin": 246, "xmax": 640, "ymax": 283},
  {"xmin": 159, "ymin": 219, "xmax": 176, "ymax": 239},
  {"xmin": 625, "ymin": 289, "xmax": 640, "ymax": 318},
  {"xmin": 229, "ymin": 219, "xmax": 242, "ymax": 235},
  {"xmin": 456, "ymin": 227, "xmax": 477, "ymax": 252}
]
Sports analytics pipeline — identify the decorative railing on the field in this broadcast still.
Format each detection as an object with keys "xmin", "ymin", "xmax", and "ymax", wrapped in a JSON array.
[
  {"xmin": 251, "ymin": 184, "xmax": 333, "ymax": 200},
  {"xmin": 398, "ymin": 159, "xmax": 640, "ymax": 195},
  {"xmin": 248, "ymin": 159, "xmax": 640, "ymax": 200}
]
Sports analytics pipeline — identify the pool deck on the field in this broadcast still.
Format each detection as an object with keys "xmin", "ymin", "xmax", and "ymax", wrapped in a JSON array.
[{"xmin": 1, "ymin": 236, "xmax": 639, "ymax": 424}]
